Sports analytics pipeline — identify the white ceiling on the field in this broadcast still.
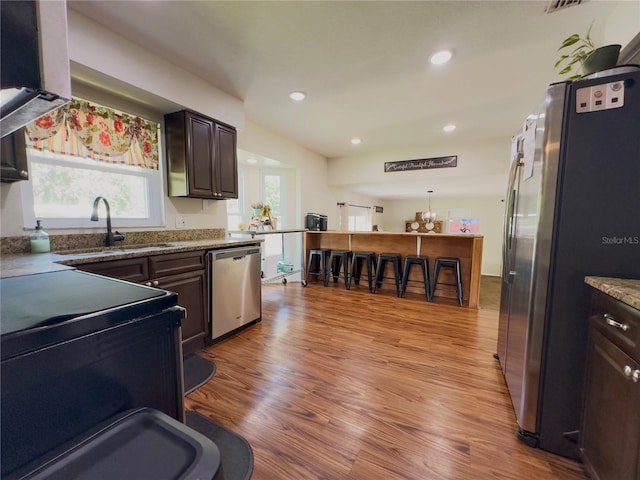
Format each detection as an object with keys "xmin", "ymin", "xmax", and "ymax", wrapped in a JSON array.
[{"xmin": 68, "ymin": 0, "xmax": 628, "ymax": 198}]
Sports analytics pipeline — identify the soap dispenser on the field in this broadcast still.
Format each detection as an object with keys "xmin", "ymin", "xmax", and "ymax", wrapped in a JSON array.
[{"xmin": 30, "ymin": 220, "xmax": 51, "ymax": 253}]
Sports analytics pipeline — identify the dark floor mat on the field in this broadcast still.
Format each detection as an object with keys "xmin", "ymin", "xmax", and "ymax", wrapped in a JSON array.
[
  {"xmin": 185, "ymin": 411, "xmax": 254, "ymax": 480},
  {"xmin": 183, "ymin": 354, "xmax": 216, "ymax": 395}
]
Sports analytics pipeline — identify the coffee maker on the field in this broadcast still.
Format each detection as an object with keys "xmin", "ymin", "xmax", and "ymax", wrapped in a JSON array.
[{"xmin": 305, "ymin": 213, "xmax": 327, "ymax": 231}]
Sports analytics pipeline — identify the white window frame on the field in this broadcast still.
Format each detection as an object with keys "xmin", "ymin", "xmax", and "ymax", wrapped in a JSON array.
[
  {"xmin": 262, "ymin": 170, "xmax": 286, "ymax": 226},
  {"xmin": 347, "ymin": 204, "xmax": 372, "ymax": 232},
  {"xmin": 261, "ymin": 171, "xmax": 285, "ymax": 258},
  {"xmin": 21, "ymin": 146, "xmax": 165, "ymax": 229},
  {"xmin": 226, "ymin": 168, "xmax": 245, "ymax": 230}
]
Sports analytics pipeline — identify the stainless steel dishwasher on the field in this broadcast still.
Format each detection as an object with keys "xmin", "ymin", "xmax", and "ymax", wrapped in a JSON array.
[{"xmin": 207, "ymin": 246, "xmax": 261, "ymax": 340}]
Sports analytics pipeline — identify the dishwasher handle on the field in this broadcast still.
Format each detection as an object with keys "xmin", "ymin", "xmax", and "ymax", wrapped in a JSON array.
[{"xmin": 208, "ymin": 247, "xmax": 261, "ymax": 261}]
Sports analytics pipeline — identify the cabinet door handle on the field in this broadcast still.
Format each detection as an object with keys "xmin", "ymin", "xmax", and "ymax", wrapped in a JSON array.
[
  {"xmin": 20, "ymin": 170, "xmax": 28, "ymax": 177},
  {"xmin": 624, "ymin": 366, "xmax": 640, "ymax": 383},
  {"xmin": 152, "ymin": 280, "xmax": 159, "ymax": 286},
  {"xmin": 604, "ymin": 313, "xmax": 629, "ymax": 332},
  {"xmin": 144, "ymin": 281, "xmax": 152, "ymax": 287}
]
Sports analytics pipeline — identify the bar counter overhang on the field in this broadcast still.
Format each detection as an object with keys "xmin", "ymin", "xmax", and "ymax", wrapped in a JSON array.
[{"xmin": 304, "ymin": 231, "xmax": 483, "ymax": 308}]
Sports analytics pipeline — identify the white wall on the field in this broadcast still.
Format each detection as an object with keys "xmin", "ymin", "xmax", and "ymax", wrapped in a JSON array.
[
  {"xmin": 326, "ymin": 137, "xmax": 509, "ymax": 276},
  {"xmin": 382, "ymin": 195, "xmax": 504, "ymax": 276},
  {"xmin": 603, "ymin": 2, "xmax": 640, "ymax": 47},
  {"xmin": 0, "ymin": 184, "xmax": 24, "ymax": 236},
  {"xmin": 68, "ymin": 10, "xmax": 245, "ymax": 130},
  {"xmin": 1, "ymin": 11, "xmax": 331, "ymax": 240},
  {"xmin": 237, "ymin": 120, "xmax": 334, "ymax": 229},
  {"xmin": 327, "ymin": 187, "xmax": 386, "ymax": 231},
  {"xmin": 327, "ymin": 137, "xmax": 510, "ymax": 199}
]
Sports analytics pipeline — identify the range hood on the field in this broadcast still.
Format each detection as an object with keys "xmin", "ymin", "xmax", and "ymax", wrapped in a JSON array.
[{"xmin": 0, "ymin": 0, "xmax": 71, "ymax": 138}]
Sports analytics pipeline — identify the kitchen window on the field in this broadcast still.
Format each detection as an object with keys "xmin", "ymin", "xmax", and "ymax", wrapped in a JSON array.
[
  {"xmin": 226, "ymin": 169, "xmax": 245, "ymax": 231},
  {"xmin": 262, "ymin": 172, "xmax": 284, "ymax": 257},
  {"xmin": 337, "ymin": 203, "xmax": 372, "ymax": 231},
  {"xmin": 20, "ymin": 98, "xmax": 164, "ymax": 229}
]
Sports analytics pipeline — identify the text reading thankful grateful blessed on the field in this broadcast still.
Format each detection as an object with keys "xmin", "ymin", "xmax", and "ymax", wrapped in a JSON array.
[{"xmin": 384, "ymin": 156, "xmax": 457, "ymax": 172}]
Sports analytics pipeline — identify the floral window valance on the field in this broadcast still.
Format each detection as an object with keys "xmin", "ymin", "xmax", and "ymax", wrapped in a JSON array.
[{"xmin": 25, "ymin": 98, "xmax": 159, "ymax": 170}]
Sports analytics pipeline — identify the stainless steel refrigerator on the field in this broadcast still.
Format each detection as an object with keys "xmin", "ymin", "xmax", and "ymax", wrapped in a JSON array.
[{"xmin": 496, "ymin": 65, "xmax": 640, "ymax": 460}]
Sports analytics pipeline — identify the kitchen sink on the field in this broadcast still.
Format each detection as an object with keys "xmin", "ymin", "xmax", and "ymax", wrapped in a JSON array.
[{"xmin": 57, "ymin": 243, "xmax": 176, "ymax": 255}]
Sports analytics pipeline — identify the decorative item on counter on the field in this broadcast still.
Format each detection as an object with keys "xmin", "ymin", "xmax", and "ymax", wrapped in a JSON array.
[
  {"xmin": 250, "ymin": 213, "xmax": 264, "ymax": 231},
  {"xmin": 251, "ymin": 202, "xmax": 263, "ymax": 216},
  {"xmin": 421, "ymin": 190, "xmax": 437, "ymax": 234},
  {"xmin": 30, "ymin": 220, "xmax": 51, "ymax": 253},
  {"xmin": 238, "ymin": 222, "xmax": 247, "ymax": 231},
  {"xmin": 555, "ymin": 23, "xmax": 621, "ymax": 80},
  {"xmin": 248, "ymin": 215, "xmax": 260, "ymax": 231},
  {"xmin": 261, "ymin": 204, "xmax": 272, "ymax": 219},
  {"xmin": 450, "ymin": 218, "xmax": 480, "ymax": 234},
  {"xmin": 406, "ymin": 217, "xmax": 443, "ymax": 234}
]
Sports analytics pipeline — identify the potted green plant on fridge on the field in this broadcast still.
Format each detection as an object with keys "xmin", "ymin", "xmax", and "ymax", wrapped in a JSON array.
[{"xmin": 555, "ymin": 24, "xmax": 621, "ymax": 80}]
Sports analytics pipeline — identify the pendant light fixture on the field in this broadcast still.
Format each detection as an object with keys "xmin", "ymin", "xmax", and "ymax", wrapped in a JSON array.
[{"xmin": 421, "ymin": 190, "xmax": 437, "ymax": 233}]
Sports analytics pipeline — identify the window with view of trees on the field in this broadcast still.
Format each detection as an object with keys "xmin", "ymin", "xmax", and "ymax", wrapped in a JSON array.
[
  {"xmin": 21, "ymin": 98, "xmax": 164, "ymax": 229},
  {"xmin": 226, "ymin": 170, "xmax": 245, "ymax": 231},
  {"xmin": 262, "ymin": 172, "xmax": 284, "ymax": 256}
]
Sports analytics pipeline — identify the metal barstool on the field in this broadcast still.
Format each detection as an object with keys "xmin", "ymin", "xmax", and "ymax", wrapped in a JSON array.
[
  {"xmin": 350, "ymin": 251, "xmax": 376, "ymax": 293},
  {"xmin": 373, "ymin": 253, "xmax": 402, "ymax": 297},
  {"xmin": 327, "ymin": 250, "xmax": 353, "ymax": 289},
  {"xmin": 400, "ymin": 255, "xmax": 431, "ymax": 301},
  {"xmin": 432, "ymin": 257, "xmax": 463, "ymax": 306},
  {"xmin": 304, "ymin": 248, "xmax": 331, "ymax": 286}
]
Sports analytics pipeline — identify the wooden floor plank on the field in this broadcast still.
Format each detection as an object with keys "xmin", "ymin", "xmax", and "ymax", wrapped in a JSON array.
[{"xmin": 185, "ymin": 282, "xmax": 587, "ymax": 480}]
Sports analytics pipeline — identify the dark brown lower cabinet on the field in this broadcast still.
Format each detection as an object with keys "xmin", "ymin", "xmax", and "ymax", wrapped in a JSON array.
[
  {"xmin": 581, "ymin": 289, "xmax": 640, "ymax": 480},
  {"xmin": 75, "ymin": 257, "xmax": 149, "ymax": 283},
  {"xmin": 76, "ymin": 251, "xmax": 209, "ymax": 355},
  {"xmin": 155, "ymin": 270, "xmax": 208, "ymax": 356}
]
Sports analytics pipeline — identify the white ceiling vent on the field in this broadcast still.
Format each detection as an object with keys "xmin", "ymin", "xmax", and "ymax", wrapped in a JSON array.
[{"xmin": 545, "ymin": 0, "xmax": 586, "ymax": 14}]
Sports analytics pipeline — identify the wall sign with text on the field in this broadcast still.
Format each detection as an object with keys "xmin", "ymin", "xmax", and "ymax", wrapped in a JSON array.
[{"xmin": 384, "ymin": 155, "xmax": 457, "ymax": 173}]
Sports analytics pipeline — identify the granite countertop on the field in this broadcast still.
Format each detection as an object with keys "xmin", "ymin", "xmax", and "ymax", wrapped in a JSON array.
[
  {"xmin": 1, "ymin": 238, "xmax": 261, "ymax": 279},
  {"xmin": 304, "ymin": 230, "xmax": 483, "ymax": 238},
  {"xmin": 585, "ymin": 276, "xmax": 640, "ymax": 310}
]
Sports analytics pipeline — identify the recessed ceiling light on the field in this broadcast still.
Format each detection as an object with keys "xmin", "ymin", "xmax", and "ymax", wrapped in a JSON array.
[
  {"xmin": 247, "ymin": 158, "xmax": 257, "ymax": 164},
  {"xmin": 351, "ymin": 138, "xmax": 361, "ymax": 145},
  {"xmin": 289, "ymin": 91, "xmax": 306, "ymax": 101},
  {"xmin": 430, "ymin": 50, "xmax": 453, "ymax": 66},
  {"xmin": 443, "ymin": 124, "xmax": 456, "ymax": 133}
]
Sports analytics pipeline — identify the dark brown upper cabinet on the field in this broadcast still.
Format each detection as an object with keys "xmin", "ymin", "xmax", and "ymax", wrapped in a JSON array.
[
  {"xmin": 1, "ymin": 128, "xmax": 28, "ymax": 183},
  {"xmin": 164, "ymin": 110, "xmax": 238, "ymax": 199}
]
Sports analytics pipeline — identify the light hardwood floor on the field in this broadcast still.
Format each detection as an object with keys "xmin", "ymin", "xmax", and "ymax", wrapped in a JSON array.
[{"xmin": 184, "ymin": 282, "xmax": 587, "ymax": 480}]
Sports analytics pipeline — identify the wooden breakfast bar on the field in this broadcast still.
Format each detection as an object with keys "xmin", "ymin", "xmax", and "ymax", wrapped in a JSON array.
[{"xmin": 303, "ymin": 231, "xmax": 484, "ymax": 308}]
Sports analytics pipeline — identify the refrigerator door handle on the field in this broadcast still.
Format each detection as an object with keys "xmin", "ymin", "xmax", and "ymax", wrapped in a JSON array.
[{"xmin": 502, "ymin": 152, "xmax": 521, "ymax": 277}]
